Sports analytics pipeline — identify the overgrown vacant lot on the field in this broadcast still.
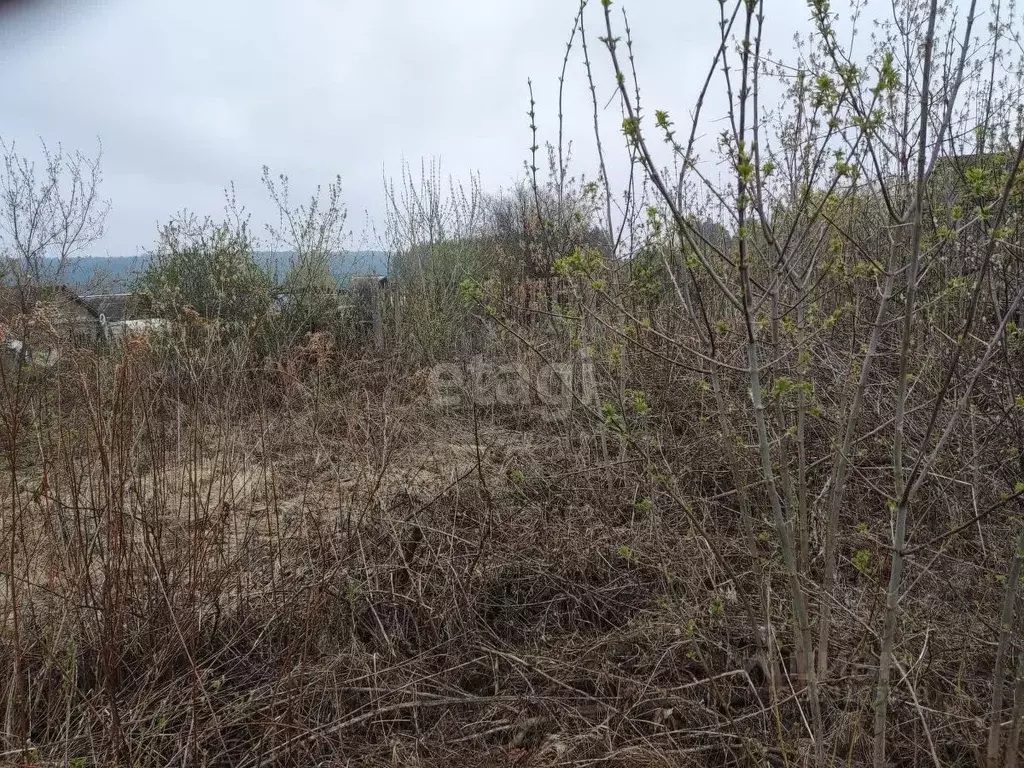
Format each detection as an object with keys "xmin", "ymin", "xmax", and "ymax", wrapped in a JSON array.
[
  {"xmin": 5, "ymin": 0, "xmax": 1024, "ymax": 764},
  {"xmin": 0, "ymin": 303, "xmax": 1020, "ymax": 767}
]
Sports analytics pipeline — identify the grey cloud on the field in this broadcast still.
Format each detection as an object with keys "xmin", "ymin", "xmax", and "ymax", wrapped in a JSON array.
[{"xmin": 1, "ymin": 0, "xmax": 813, "ymax": 255}]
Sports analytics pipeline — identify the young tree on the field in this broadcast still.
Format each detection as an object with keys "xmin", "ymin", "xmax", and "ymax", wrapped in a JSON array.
[
  {"xmin": 135, "ymin": 207, "xmax": 272, "ymax": 333},
  {"xmin": 382, "ymin": 158, "xmax": 489, "ymax": 362},
  {"xmin": 0, "ymin": 138, "xmax": 109, "ymax": 308},
  {"xmin": 262, "ymin": 166, "xmax": 349, "ymax": 343},
  {"xmin": 538, "ymin": 0, "xmax": 1024, "ymax": 764}
]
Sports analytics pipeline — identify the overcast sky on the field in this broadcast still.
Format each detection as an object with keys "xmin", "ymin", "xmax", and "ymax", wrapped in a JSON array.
[{"xmin": 0, "ymin": 0, "xmax": 866, "ymax": 256}]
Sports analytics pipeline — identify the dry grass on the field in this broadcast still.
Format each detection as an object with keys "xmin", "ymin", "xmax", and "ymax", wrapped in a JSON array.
[{"xmin": 0, "ymin": 300, "xmax": 1019, "ymax": 767}]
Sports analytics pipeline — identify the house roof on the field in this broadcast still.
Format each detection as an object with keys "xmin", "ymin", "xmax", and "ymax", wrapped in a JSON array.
[
  {"xmin": 0, "ymin": 286, "xmax": 136, "ymax": 324},
  {"xmin": 77, "ymin": 293, "xmax": 131, "ymax": 322}
]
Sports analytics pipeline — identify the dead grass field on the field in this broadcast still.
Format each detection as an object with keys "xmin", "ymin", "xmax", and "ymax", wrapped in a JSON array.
[{"xmin": 0, "ymin": 327, "xmax": 1017, "ymax": 767}]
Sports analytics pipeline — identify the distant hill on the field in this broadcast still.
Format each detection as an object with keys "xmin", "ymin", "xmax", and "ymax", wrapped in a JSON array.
[{"xmin": 54, "ymin": 251, "xmax": 389, "ymax": 292}]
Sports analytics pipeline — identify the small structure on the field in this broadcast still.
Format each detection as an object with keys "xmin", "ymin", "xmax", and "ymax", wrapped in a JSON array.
[
  {"xmin": 0, "ymin": 286, "xmax": 161, "ymax": 365},
  {"xmin": 0, "ymin": 285, "xmax": 104, "ymax": 366},
  {"xmin": 0, "ymin": 285, "xmax": 106, "ymax": 339},
  {"xmin": 57, "ymin": 289, "xmax": 136, "ymax": 345},
  {"xmin": 78, "ymin": 293, "xmax": 130, "ymax": 325},
  {"xmin": 77, "ymin": 292, "xmax": 169, "ymax": 343}
]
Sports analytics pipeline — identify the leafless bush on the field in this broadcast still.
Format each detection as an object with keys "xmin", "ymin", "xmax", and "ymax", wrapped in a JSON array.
[{"xmin": 0, "ymin": 137, "xmax": 109, "ymax": 307}]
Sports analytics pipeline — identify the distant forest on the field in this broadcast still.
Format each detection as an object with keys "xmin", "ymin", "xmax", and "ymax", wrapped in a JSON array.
[{"xmin": 53, "ymin": 250, "xmax": 389, "ymax": 292}]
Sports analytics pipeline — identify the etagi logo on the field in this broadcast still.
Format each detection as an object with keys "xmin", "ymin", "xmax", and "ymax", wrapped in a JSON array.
[{"xmin": 428, "ymin": 357, "xmax": 597, "ymax": 420}]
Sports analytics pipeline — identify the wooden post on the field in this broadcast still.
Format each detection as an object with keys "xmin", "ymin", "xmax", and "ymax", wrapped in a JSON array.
[{"xmin": 351, "ymin": 275, "xmax": 386, "ymax": 351}]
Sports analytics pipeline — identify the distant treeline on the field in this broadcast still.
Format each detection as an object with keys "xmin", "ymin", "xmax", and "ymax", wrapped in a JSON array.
[{"xmin": 20, "ymin": 251, "xmax": 389, "ymax": 292}]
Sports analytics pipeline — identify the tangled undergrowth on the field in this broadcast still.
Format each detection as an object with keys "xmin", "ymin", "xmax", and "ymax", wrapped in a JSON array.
[{"xmin": 0, "ymin": 325, "xmax": 1017, "ymax": 768}]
